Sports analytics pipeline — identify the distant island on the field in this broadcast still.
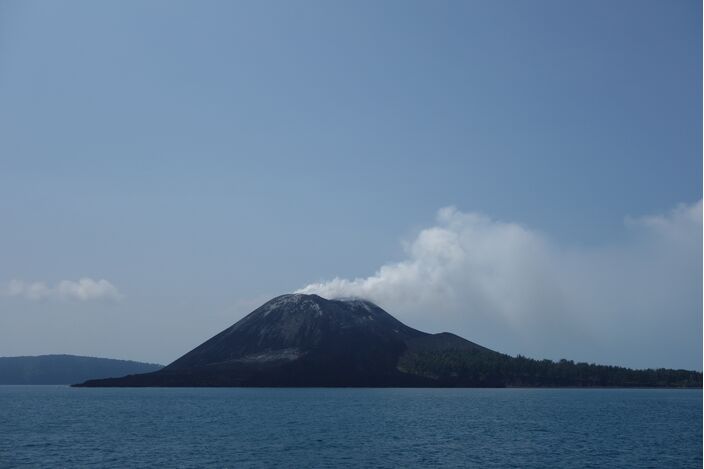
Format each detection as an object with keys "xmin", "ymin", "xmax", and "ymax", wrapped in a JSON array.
[
  {"xmin": 0, "ymin": 355, "xmax": 162, "ymax": 385},
  {"xmin": 75, "ymin": 294, "xmax": 701, "ymax": 388}
]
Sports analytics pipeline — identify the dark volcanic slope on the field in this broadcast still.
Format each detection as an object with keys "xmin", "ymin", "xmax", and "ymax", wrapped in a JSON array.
[
  {"xmin": 166, "ymin": 294, "xmax": 425, "ymax": 372},
  {"xmin": 79, "ymin": 295, "xmax": 449, "ymax": 387},
  {"xmin": 75, "ymin": 294, "xmax": 702, "ymax": 388}
]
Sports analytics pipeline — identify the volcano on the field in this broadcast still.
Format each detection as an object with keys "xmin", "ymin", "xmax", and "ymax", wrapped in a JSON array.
[{"xmin": 75, "ymin": 294, "xmax": 701, "ymax": 388}]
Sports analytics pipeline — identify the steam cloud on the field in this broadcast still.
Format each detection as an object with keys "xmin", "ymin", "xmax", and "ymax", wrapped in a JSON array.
[{"xmin": 298, "ymin": 201, "xmax": 702, "ymax": 369}]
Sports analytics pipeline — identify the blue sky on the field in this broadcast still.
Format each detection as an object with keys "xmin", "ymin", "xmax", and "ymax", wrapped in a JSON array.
[{"xmin": 0, "ymin": 0, "xmax": 701, "ymax": 369}]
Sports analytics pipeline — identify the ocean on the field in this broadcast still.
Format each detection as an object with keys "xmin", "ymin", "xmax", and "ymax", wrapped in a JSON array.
[{"xmin": 0, "ymin": 386, "xmax": 700, "ymax": 468}]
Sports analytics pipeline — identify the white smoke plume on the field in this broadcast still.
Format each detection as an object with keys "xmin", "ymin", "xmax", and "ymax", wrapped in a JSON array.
[{"xmin": 298, "ymin": 201, "xmax": 702, "ymax": 370}]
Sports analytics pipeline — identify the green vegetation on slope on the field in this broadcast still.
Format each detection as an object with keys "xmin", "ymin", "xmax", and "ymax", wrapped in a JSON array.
[{"xmin": 398, "ymin": 349, "xmax": 701, "ymax": 387}]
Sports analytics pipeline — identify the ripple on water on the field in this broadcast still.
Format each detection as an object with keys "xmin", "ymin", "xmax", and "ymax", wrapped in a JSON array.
[{"xmin": 0, "ymin": 386, "xmax": 700, "ymax": 468}]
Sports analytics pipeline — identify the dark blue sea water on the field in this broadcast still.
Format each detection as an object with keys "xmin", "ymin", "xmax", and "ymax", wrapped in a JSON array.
[{"xmin": 0, "ymin": 386, "xmax": 700, "ymax": 468}]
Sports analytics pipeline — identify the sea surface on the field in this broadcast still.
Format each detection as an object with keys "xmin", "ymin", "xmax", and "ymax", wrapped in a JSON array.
[{"xmin": 0, "ymin": 386, "xmax": 700, "ymax": 468}]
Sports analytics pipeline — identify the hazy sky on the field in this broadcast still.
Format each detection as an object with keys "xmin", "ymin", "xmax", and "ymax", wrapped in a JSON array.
[{"xmin": 1, "ymin": 0, "xmax": 701, "ymax": 369}]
